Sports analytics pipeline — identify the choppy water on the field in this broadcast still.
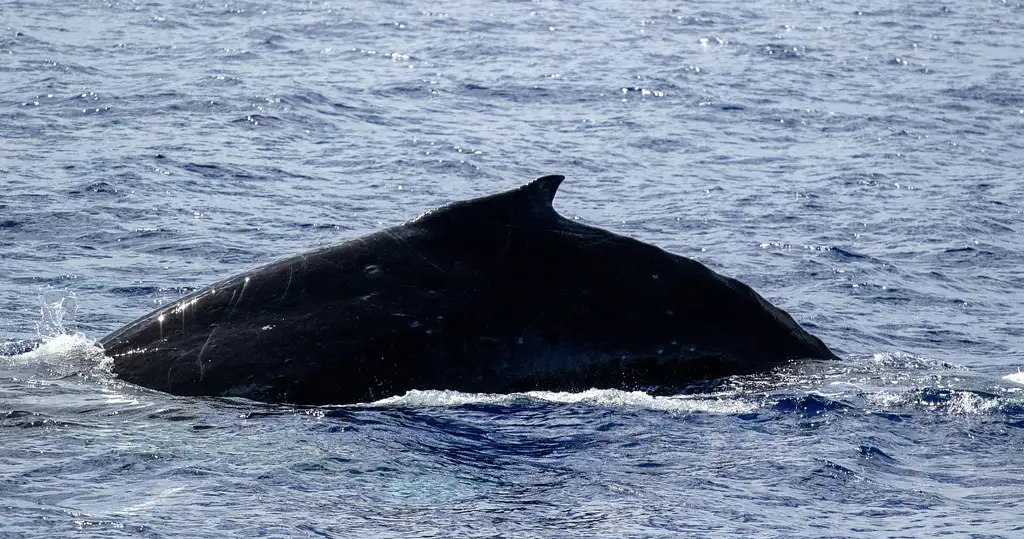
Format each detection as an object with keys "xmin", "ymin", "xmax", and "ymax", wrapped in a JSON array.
[{"xmin": 2, "ymin": 0, "xmax": 1024, "ymax": 536}]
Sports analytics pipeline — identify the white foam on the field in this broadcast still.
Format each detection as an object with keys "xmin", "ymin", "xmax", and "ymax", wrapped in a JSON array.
[
  {"xmin": 9, "ymin": 333, "xmax": 96, "ymax": 360},
  {"xmin": 1003, "ymin": 371, "xmax": 1024, "ymax": 385},
  {"xmin": 942, "ymin": 390, "xmax": 1001, "ymax": 415},
  {"xmin": 371, "ymin": 388, "xmax": 758, "ymax": 414},
  {"xmin": 371, "ymin": 389, "xmax": 512, "ymax": 407},
  {"xmin": 5, "ymin": 333, "xmax": 107, "ymax": 376}
]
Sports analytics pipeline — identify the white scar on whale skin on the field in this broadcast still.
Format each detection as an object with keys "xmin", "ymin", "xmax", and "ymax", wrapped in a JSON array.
[
  {"xmin": 229, "ymin": 277, "xmax": 252, "ymax": 317},
  {"xmin": 275, "ymin": 268, "xmax": 294, "ymax": 306},
  {"xmin": 195, "ymin": 328, "xmax": 217, "ymax": 382}
]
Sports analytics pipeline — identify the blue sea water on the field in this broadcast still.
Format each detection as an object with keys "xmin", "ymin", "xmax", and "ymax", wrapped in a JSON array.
[{"xmin": 2, "ymin": 0, "xmax": 1024, "ymax": 536}]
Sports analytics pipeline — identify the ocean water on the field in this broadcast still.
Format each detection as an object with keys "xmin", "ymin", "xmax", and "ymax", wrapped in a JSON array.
[{"xmin": 2, "ymin": 0, "xmax": 1023, "ymax": 536}]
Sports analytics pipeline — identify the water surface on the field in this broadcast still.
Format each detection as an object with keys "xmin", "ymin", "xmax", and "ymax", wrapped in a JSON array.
[{"xmin": 2, "ymin": 0, "xmax": 1023, "ymax": 536}]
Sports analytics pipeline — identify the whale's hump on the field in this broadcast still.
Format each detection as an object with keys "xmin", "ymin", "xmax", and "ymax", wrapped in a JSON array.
[{"xmin": 103, "ymin": 170, "xmax": 841, "ymax": 405}]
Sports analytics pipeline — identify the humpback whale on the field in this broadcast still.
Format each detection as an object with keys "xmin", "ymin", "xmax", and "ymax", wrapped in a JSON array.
[{"xmin": 100, "ymin": 175, "xmax": 838, "ymax": 404}]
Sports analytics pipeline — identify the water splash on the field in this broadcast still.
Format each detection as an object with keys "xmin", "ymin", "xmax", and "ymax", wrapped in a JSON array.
[
  {"xmin": 36, "ymin": 287, "xmax": 79, "ymax": 339},
  {"xmin": 2, "ymin": 288, "xmax": 106, "ymax": 377}
]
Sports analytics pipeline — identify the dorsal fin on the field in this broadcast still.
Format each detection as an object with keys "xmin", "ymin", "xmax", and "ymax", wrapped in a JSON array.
[
  {"xmin": 410, "ymin": 175, "xmax": 567, "ymax": 225},
  {"xmin": 520, "ymin": 174, "xmax": 565, "ymax": 209}
]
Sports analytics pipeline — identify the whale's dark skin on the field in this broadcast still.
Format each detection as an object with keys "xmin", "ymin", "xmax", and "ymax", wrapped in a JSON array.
[{"xmin": 100, "ymin": 175, "xmax": 838, "ymax": 405}]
